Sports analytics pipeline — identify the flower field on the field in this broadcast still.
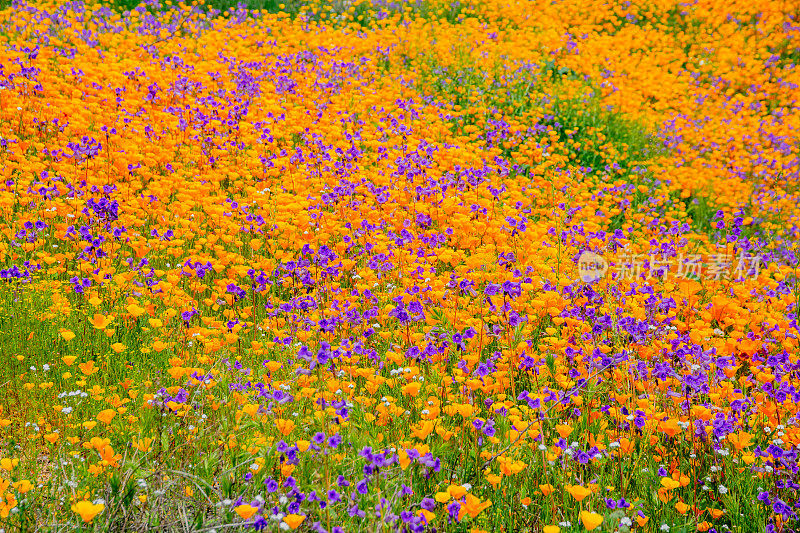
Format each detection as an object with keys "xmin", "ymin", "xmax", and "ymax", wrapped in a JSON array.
[{"xmin": 0, "ymin": 0, "xmax": 799, "ymax": 530}]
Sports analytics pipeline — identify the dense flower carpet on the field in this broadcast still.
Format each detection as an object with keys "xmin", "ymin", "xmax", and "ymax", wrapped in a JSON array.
[{"xmin": 0, "ymin": 0, "xmax": 799, "ymax": 531}]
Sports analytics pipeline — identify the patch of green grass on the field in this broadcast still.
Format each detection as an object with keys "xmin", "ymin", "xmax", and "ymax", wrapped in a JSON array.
[
  {"xmin": 405, "ymin": 46, "xmax": 662, "ymax": 181},
  {"xmin": 99, "ymin": 0, "xmax": 474, "ymax": 26},
  {"xmin": 107, "ymin": 0, "xmax": 299, "ymax": 13},
  {"xmin": 539, "ymin": 91, "xmax": 662, "ymax": 175},
  {"xmin": 684, "ymin": 191, "xmax": 718, "ymax": 235}
]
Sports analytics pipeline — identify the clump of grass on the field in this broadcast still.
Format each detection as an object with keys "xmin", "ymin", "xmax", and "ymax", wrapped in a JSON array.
[
  {"xmin": 537, "ymin": 90, "xmax": 662, "ymax": 175},
  {"xmin": 100, "ymin": 0, "xmax": 475, "ymax": 26},
  {"xmin": 398, "ymin": 43, "xmax": 663, "ymax": 183},
  {"xmin": 106, "ymin": 0, "xmax": 301, "ymax": 14}
]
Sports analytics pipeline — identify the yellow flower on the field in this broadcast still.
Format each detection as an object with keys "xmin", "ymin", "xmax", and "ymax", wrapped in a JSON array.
[
  {"xmin": 485, "ymin": 472, "xmax": 501, "ymax": 487},
  {"xmin": 60, "ymin": 330, "xmax": 76, "ymax": 341},
  {"xmin": 411, "ymin": 420, "xmax": 435, "ymax": 440},
  {"xmin": 660, "ymin": 477, "xmax": 681, "ymax": 490},
  {"xmin": 78, "ymin": 361, "xmax": 98, "ymax": 376},
  {"xmin": 461, "ymin": 493, "xmax": 491, "ymax": 518},
  {"xmin": 96, "ymin": 409, "xmax": 116, "ymax": 425},
  {"xmin": 90, "ymin": 314, "xmax": 112, "ymax": 330},
  {"xmin": 727, "ymin": 432, "xmax": 753, "ymax": 451},
  {"xmin": 580, "ymin": 510, "xmax": 603, "ymax": 530},
  {"xmin": 13, "ymin": 479, "xmax": 32, "ymax": 493},
  {"xmin": 110, "ymin": 343, "xmax": 127, "ymax": 353},
  {"xmin": 565, "ymin": 484, "xmax": 592, "ymax": 502},
  {"xmin": 152, "ymin": 340, "xmax": 168, "ymax": 352},
  {"xmin": 0, "ymin": 458, "xmax": 18, "ymax": 471},
  {"xmin": 284, "ymin": 514, "xmax": 305, "ymax": 529},
  {"xmin": 398, "ymin": 450, "xmax": 411, "ymax": 470},
  {"xmin": 234, "ymin": 504, "xmax": 258, "ymax": 520},
  {"xmin": 127, "ymin": 303, "xmax": 146, "ymax": 317},
  {"xmin": 447, "ymin": 484, "xmax": 467, "ymax": 499},
  {"xmin": 275, "ymin": 419, "xmax": 296, "ymax": 436},
  {"xmin": 134, "ymin": 437, "xmax": 153, "ymax": 452},
  {"xmin": 401, "ymin": 381, "xmax": 421, "ymax": 397},
  {"xmin": 555, "ymin": 423, "xmax": 573, "ymax": 439},
  {"xmin": 71, "ymin": 500, "xmax": 104, "ymax": 523}
]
